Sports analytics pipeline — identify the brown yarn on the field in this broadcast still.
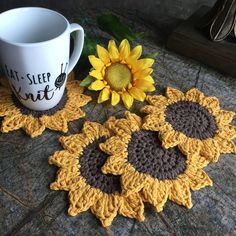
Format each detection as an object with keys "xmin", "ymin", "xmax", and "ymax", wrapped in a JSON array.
[
  {"xmin": 127, "ymin": 130, "xmax": 186, "ymax": 180},
  {"xmin": 80, "ymin": 136, "xmax": 121, "ymax": 194},
  {"xmin": 165, "ymin": 101, "xmax": 217, "ymax": 140}
]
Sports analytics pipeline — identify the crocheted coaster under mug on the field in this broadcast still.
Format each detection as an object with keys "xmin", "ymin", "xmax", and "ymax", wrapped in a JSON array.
[{"xmin": 0, "ymin": 73, "xmax": 91, "ymax": 137}]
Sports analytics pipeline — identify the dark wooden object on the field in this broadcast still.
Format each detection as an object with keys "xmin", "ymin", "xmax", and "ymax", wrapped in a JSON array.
[{"xmin": 167, "ymin": 6, "xmax": 236, "ymax": 77}]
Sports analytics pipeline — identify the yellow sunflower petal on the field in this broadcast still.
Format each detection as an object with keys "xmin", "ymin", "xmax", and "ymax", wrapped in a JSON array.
[
  {"xmin": 169, "ymin": 180, "xmax": 192, "ymax": 209},
  {"xmin": 24, "ymin": 117, "xmax": 45, "ymax": 138},
  {"xmin": 216, "ymin": 138, "xmax": 236, "ymax": 154},
  {"xmin": 134, "ymin": 68, "xmax": 153, "ymax": 80},
  {"xmin": 100, "ymin": 136, "xmax": 126, "ymax": 155},
  {"xmin": 142, "ymin": 113, "xmax": 166, "ymax": 131},
  {"xmin": 111, "ymin": 91, "xmax": 120, "ymax": 106},
  {"xmin": 129, "ymin": 87, "xmax": 146, "ymax": 101},
  {"xmin": 200, "ymin": 96, "xmax": 220, "ymax": 113},
  {"xmin": 215, "ymin": 110, "xmax": 235, "ymax": 125},
  {"xmin": 88, "ymin": 55, "xmax": 104, "ymax": 70},
  {"xmin": 98, "ymin": 87, "xmax": 111, "ymax": 103},
  {"xmin": 125, "ymin": 111, "xmax": 142, "ymax": 128},
  {"xmin": 89, "ymin": 80, "xmax": 106, "ymax": 91},
  {"xmin": 121, "ymin": 91, "xmax": 134, "ymax": 109},
  {"xmin": 49, "ymin": 150, "xmax": 77, "ymax": 167},
  {"xmin": 89, "ymin": 70, "xmax": 103, "ymax": 80},
  {"xmin": 143, "ymin": 75, "xmax": 155, "ymax": 83},
  {"xmin": 142, "ymin": 180, "xmax": 171, "ymax": 212},
  {"xmin": 119, "ymin": 39, "xmax": 130, "ymax": 60},
  {"xmin": 108, "ymin": 40, "xmax": 119, "ymax": 62},
  {"xmin": 217, "ymin": 125, "xmax": 236, "ymax": 139},
  {"xmin": 166, "ymin": 87, "xmax": 184, "ymax": 101},
  {"xmin": 135, "ymin": 79, "xmax": 155, "ymax": 92},
  {"xmin": 133, "ymin": 58, "xmax": 154, "ymax": 72},
  {"xmin": 161, "ymin": 130, "xmax": 186, "ymax": 149},
  {"xmin": 146, "ymin": 95, "xmax": 168, "ymax": 107},
  {"xmin": 96, "ymin": 44, "xmax": 110, "ymax": 64},
  {"xmin": 200, "ymin": 139, "xmax": 221, "ymax": 162},
  {"xmin": 187, "ymin": 170, "xmax": 213, "ymax": 191},
  {"xmin": 68, "ymin": 186, "xmax": 102, "ymax": 216},
  {"xmin": 91, "ymin": 194, "xmax": 120, "ymax": 227},
  {"xmin": 1, "ymin": 114, "xmax": 27, "ymax": 133},
  {"xmin": 178, "ymin": 139, "xmax": 202, "ymax": 155},
  {"xmin": 119, "ymin": 193, "xmax": 145, "ymax": 222},
  {"xmin": 128, "ymin": 45, "xmax": 142, "ymax": 60}
]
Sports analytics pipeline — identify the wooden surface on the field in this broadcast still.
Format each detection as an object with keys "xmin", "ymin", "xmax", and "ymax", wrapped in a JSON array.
[
  {"xmin": 167, "ymin": 6, "xmax": 236, "ymax": 77},
  {"xmin": 0, "ymin": 6, "xmax": 236, "ymax": 236}
]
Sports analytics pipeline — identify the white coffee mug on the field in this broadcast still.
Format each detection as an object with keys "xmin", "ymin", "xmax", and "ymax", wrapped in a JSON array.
[{"xmin": 0, "ymin": 7, "xmax": 84, "ymax": 110}]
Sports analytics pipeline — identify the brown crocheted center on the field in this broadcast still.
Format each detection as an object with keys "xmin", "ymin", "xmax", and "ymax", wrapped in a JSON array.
[
  {"xmin": 79, "ymin": 136, "xmax": 121, "ymax": 194},
  {"xmin": 165, "ymin": 100, "xmax": 217, "ymax": 140},
  {"xmin": 12, "ymin": 89, "xmax": 68, "ymax": 118},
  {"xmin": 127, "ymin": 130, "xmax": 186, "ymax": 180}
]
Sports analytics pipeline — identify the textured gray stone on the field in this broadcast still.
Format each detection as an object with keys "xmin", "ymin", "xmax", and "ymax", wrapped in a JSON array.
[{"xmin": 0, "ymin": 2, "xmax": 236, "ymax": 236}]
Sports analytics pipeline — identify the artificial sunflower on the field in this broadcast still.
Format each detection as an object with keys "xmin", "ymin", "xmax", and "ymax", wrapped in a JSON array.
[
  {"xmin": 49, "ymin": 121, "xmax": 144, "ymax": 227},
  {"xmin": 0, "ymin": 73, "xmax": 91, "ymax": 137},
  {"xmin": 87, "ymin": 39, "xmax": 155, "ymax": 109},
  {"xmin": 141, "ymin": 87, "xmax": 236, "ymax": 162},
  {"xmin": 100, "ymin": 112, "xmax": 213, "ymax": 211}
]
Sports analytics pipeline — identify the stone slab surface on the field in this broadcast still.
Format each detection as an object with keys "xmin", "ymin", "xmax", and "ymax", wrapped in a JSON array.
[{"xmin": 0, "ymin": 5, "xmax": 235, "ymax": 236}]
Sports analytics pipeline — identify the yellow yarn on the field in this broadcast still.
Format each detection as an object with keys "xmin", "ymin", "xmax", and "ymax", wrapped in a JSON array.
[
  {"xmin": 141, "ymin": 87, "xmax": 236, "ymax": 162},
  {"xmin": 49, "ymin": 121, "xmax": 145, "ymax": 227},
  {"xmin": 100, "ymin": 112, "xmax": 213, "ymax": 211},
  {"xmin": 0, "ymin": 73, "xmax": 91, "ymax": 138}
]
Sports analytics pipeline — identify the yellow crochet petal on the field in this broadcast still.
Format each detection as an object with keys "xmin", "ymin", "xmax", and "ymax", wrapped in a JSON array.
[
  {"xmin": 140, "ymin": 105, "xmax": 165, "ymax": 114},
  {"xmin": 200, "ymin": 139, "xmax": 221, "ymax": 162},
  {"xmin": 50, "ymin": 165, "xmax": 80, "ymax": 191},
  {"xmin": 186, "ymin": 169, "xmax": 213, "ymax": 191},
  {"xmin": 98, "ymin": 87, "xmax": 110, "ymax": 103},
  {"xmin": 119, "ymin": 39, "xmax": 130, "ymax": 60},
  {"xmin": 161, "ymin": 130, "xmax": 186, "ymax": 149},
  {"xmin": 121, "ymin": 169, "xmax": 148, "ymax": 195},
  {"xmin": 142, "ymin": 114, "xmax": 166, "ymax": 131},
  {"xmin": 169, "ymin": 180, "xmax": 192, "ymax": 209},
  {"xmin": 119, "ymin": 193, "xmax": 145, "ymax": 222},
  {"xmin": 100, "ymin": 136, "xmax": 127, "ymax": 155},
  {"xmin": 96, "ymin": 44, "xmax": 110, "ymax": 64},
  {"xmin": 142, "ymin": 180, "xmax": 171, "ymax": 212},
  {"xmin": 108, "ymin": 40, "xmax": 119, "ymax": 62},
  {"xmin": 66, "ymin": 80, "xmax": 84, "ymax": 94},
  {"xmin": 101, "ymin": 154, "xmax": 128, "ymax": 175},
  {"xmin": 200, "ymin": 96, "xmax": 220, "ymax": 113},
  {"xmin": 111, "ymin": 91, "xmax": 120, "ymax": 106},
  {"xmin": 49, "ymin": 150, "xmax": 77, "ymax": 167},
  {"xmin": 24, "ymin": 117, "xmax": 45, "ymax": 138},
  {"xmin": 129, "ymin": 87, "xmax": 146, "ymax": 101},
  {"xmin": 185, "ymin": 88, "xmax": 204, "ymax": 102},
  {"xmin": 90, "ymin": 193, "xmax": 120, "ymax": 227},
  {"xmin": 68, "ymin": 186, "xmax": 103, "ymax": 216},
  {"xmin": 178, "ymin": 138, "xmax": 202, "ymax": 155},
  {"xmin": 89, "ymin": 70, "xmax": 104, "ymax": 80},
  {"xmin": 166, "ymin": 87, "xmax": 184, "ymax": 101},
  {"xmin": 1, "ymin": 114, "xmax": 27, "ymax": 133},
  {"xmin": 215, "ymin": 110, "xmax": 235, "ymax": 125},
  {"xmin": 145, "ymin": 95, "xmax": 168, "ymax": 107},
  {"xmin": 88, "ymin": 55, "xmax": 104, "ymax": 71},
  {"xmin": 217, "ymin": 125, "xmax": 236, "ymax": 139},
  {"xmin": 40, "ymin": 113, "xmax": 68, "ymax": 133},
  {"xmin": 125, "ymin": 111, "xmax": 142, "ymax": 128}
]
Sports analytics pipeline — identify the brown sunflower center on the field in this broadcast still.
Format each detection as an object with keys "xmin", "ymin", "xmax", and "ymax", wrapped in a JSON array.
[
  {"xmin": 79, "ymin": 136, "xmax": 121, "ymax": 194},
  {"xmin": 165, "ymin": 100, "xmax": 217, "ymax": 140},
  {"xmin": 105, "ymin": 63, "xmax": 132, "ymax": 91},
  {"xmin": 12, "ymin": 89, "xmax": 68, "ymax": 118},
  {"xmin": 127, "ymin": 130, "xmax": 186, "ymax": 180}
]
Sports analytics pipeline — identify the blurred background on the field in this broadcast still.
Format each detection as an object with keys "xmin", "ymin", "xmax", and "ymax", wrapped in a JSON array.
[{"xmin": 1, "ymin": 0, "xmax": 216, "ymax": 22}]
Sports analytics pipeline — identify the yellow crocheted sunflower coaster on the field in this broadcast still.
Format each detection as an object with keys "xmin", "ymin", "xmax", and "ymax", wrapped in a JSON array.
[
  {"xmin": 141, "ymin": 87, "xmax": 236, "ymax": 163},
  {"xmin": 100, "ymin": 112, "xmax": 213, "ymax": 211},
  {"xmin": 0, "ymin": 73, "xmax": 91, "ymax": 138},
  {"xmin": 49, "ymin": 121, "xmax": 145, "ymax": 227}
]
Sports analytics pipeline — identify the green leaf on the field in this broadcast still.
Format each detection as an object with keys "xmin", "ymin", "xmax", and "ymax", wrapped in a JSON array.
[
  {"xmin": 142, "ymin": 52, "xmax": 159, "ymax": 59},
  {"xmin": 80, "ymin": 75, "xmax": 95, "ymax": 87},
  {"xmin": 97, "ymin": 13, "xmax": 143, "ymax": 42}
]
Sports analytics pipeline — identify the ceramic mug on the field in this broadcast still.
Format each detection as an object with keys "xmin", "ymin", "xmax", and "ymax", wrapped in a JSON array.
[{"xmin": 0, "ymin": 7, "xmax": 84, "ymax": 110}]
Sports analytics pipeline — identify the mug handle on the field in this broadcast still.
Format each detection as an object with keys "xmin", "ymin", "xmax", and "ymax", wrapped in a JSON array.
[{"xmin": 68, "ymin": 23, "xmax": 84, "ymax": 73}]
